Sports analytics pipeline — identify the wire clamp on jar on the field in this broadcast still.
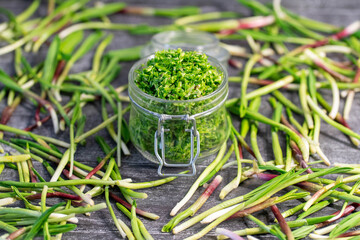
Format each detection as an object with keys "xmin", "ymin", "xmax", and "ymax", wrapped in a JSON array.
[{"xmin": 154, "ymin": 114, "xmax": 200, "ymax": 177}]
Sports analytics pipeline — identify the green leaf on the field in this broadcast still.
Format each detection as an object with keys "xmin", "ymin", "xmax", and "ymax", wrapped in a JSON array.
[
  {"xmin": 70, "ymin": 31, "xmax": 103, "ymax": 65},
  {"xmin": 60, "ymin": 30, "xmax": 84, "ymax": 58},
  {"xmin": 73, "ymin": 2, "xmax": 126, "ymax": 22},
  {"xmin": 259, "ymin": 164, "xmax": 288, "ymax": 174},
  {"xmin": 44, "ymin": 224, "xmax": 77, "ymax": 235},
  {"xmin": 0, "ymin": 69, "xmax": 24, "ymax": 93},
  {"xmin": 330, "ymin": 211, "xmax": 360, "ymax": 238},
  {"xmin": 293, "ymin": 225, "xmax": 316, "ymax": 239},
  {"xmin": 24, "ymin": 202, "xmax": 65, "ymax": 240},
  {"xmin": 106, "ymin": 45, "xmax": 143, "ymax": 62},
  {"xmin": 42, "ymin": 36, "xmax": 60, "ymax": 89}
]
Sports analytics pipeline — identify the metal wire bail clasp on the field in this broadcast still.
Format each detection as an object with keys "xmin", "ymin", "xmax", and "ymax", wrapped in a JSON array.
[{"xmin": 154, "ymin": 114, "xmax": 200, "ymax": 177}]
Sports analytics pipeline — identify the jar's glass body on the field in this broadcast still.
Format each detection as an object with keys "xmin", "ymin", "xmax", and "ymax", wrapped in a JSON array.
[
  {"xmin": 141, "ymin": 31, "xmax": 230, "ymax": 67},
  {"xmin": 128, "ymin": 55, "xmax": 229, "ymax": 164}
]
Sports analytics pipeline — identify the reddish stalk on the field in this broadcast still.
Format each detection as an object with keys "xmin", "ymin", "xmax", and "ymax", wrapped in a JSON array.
[
  {"xmin": 24, "ymin": 91, "xmax": 59, "ymax": 133},
  {"xmin": 0, "ymin": 103, "xmax": 20, "ymax": 125},
  {"xmin": 289, "ymin": 140, "xmax": 313, "ymax": 174},
  {"xmin": 119, "ymin": 6, "xmax": 147, "ymax": 15},
  {"xmin": 337, "ymin": 230, "xmax": 360, "ymax": 237},
  {"xmin": 353, "ymin": 66, "xmax": 360, "ymax": 84},
  {"xmin": 280, "ymin": 115, "xmax": 301, "ymax": 136},
  {"xmin": 35, "ymin": 104, "xmax": 42, "ymax": 127},
  {"xmin": 313, "ymin": 59, "xmax": 351, "ymax": 82},
  {"xmin": 227, "ymin": 198, "xmax": 276, "ymax": 220},
  {"xmin": 316, "ymin": 203, "xmax": 360, "ymax": 228},
  {"xmin": 52, "ymin": 60, "xmax": 66, "ymax": 83},
  {"xmin": 219, "ymin": 16, "xmax": 275, "ymax": 36},
  {"xmin": 253, "ymin": 172, "xmax": 278, "ymax": 181},
  {"xmin": 293, "ymin": 181, "xmax": 322, "ymax": 193},
  {"xmin": 244, "ymin": 145, "xmax": 256, "ymax": 160},
  {"xmin": 27, "ymin": 160, "xmax": 37, "ymax": 183},
  {"xmin": 238, "ymin": 143, "xmax": 244, "ymax": 160},
  {"xmin": 32, "ymin": 36, "xmax": 40, "ymax": 42},
  {"xmin": 47, "ymin": 156, "xmax": 96, "ymax": 181},
  {"xmin": 238, "ymin": 16, "xmax": 275, "ymax": 29},
  {"xmin": 333, "ymin": 21, "xmax": 360, "ymax": 39},
  {"xmin": 331, "ymin": 60, "xmax": 353, "ymax": 70},
  {"xmin": 0, "ymin": 97, "xmax": 22, "ymax": 137},
  {"xmin": 24, "ymin": 115, "xmax": 51, "ymax": 131},
  {"xmin": 110, "ymin": 192, "xmax": 160, "ymax": 220},
  {"xmin": 163, "ymin": 175, "xmax": 223, "ymax": 232},
  {"xmin": 25, "ymin": 191, "xmax": 82, "ymax": 201},
  {"xmin": 228, "ymin": 59, "xmax": 243, "ymax": 69},
  {"xmin": 219, "ymin": 29, "xmax": 237, "ymax": 36},
  {"xmin": 196, "ymin": 175, "xmax": 222, "ymax": 212},
  {"xmin": 63, "ymin": 169, "xmax": 81, "ymax": 180},
  {"xmin": 303, "ymin": 180, "xmax": 341, "ymax": 211},
  {"xmin": 254, "ymin": 79, "xmax": 277, "ymax": 85},
  {"xmin": 254, "ymin": 172, "xmax": 319, "ymax": 192},
  {"xmin": 7, "ymin": 227, "xmax": 27, "ymax": 240},
  {"xmin": 305, "ymin": 49, "xmax": 351, "ymax": 82},
  {"xmin": 85, "ymin": 160, "xmax": 107, "ymax": 180},
  {"xmin": 290, "ymin": 21, "xmax": 360, "ymax": 55},
  {"xmin": 79, "ymin": 148, "xmax": 115, "ymax": 191},
  {"xmin": 334, "ymin": 113, "xmax": 351, "ymax": 129},
  {"xmin": 271, "ymin": 204, "xmax": 294, "ymax": 240}
]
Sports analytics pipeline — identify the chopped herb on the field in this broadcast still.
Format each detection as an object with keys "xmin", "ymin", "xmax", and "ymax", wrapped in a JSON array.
[
  {"xmin": 135, "ymin": 49, "xmax": 223, "ymax": 100},
  {"xmin": 130, "ymin": 49, "xmax": 228, "ymax": 163}
]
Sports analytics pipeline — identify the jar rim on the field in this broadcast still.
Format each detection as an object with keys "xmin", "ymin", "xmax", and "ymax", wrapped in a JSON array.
[
  {"xmin": 151, "ymin": 30, "xmax": 219, "ymax": 51},
  {"xmin": 128, "ymin": 53, "xmax": 228, "ymax": 104}
]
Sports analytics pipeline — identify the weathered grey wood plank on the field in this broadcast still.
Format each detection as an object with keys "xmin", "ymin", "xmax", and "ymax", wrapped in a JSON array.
[{"xmin": 0, "ymin": 0, "xmax": 359, "ymax": 239}]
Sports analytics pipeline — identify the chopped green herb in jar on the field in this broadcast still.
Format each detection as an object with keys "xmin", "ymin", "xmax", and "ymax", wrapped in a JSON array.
[
  {"xmin": 129, "ymin": 49, "xmax": 229, "ymax": 164},
  {"xmin": 135, "ymin": 49, "xmax": 223, "ymax": 100}
]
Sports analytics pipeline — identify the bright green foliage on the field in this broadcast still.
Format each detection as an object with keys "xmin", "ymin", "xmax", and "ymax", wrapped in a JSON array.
[{"xmin": 135, "ymin": 49, "xmax": 223, "ymax": 100}]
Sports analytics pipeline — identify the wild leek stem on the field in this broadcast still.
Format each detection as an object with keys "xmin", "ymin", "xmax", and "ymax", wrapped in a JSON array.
[
  {"xmin": 0, "ymin": 124, "xmax": 69, "ymax": 148},
  {"xmin": 240, "ymin": 54, "xmax": 262, "ymax": 117},
  {"xmin": 0, "ymin": 179, "xmax": 129, "ymax": 188},
  {"xmin": 163, "ymin": 175, "xmax": 222, "ymax": 232},
  {"xmin": 104, "ymin": 186, "xmax": 126, "ymax": 238},
  {"xmin": 170, "ymin": 142, "xmax": 227, "ymax": 216},
  {"xmin": 307, "ymin": 96, "xmax": 360, "ymax": 140},
  {"xmin": 244, "ymin": 110, "xmax": 309, "ymax": 162}
]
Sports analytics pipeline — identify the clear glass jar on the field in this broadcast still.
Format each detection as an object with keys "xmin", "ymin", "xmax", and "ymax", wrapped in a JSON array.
[
  {"xmin": 128, "ymin": 54, "xmax": 229, "ymax": 176},
  {"xmin": 141, "ymin": 30, "xmax": 230, "ymax": 67}
]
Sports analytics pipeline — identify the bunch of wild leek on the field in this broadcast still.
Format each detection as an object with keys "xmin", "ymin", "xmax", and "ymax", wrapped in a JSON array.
[
  {"xmin": 0, "ymin": 27, "xmax": 177, "ymax": 237},
  {"xmin": 0, "ymin": 1, "xmax": 202, "ymax": 239},
  {"xmin": 157, "ymin": 0, "xmax": 360, "ymax": 239}
]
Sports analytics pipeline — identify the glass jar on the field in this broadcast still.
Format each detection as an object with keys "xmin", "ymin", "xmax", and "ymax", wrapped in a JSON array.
[
  {"xmin": 128, "ymin": 54, "xmax": 229, "ymax": 176},
  {"xmin": 141, "ymin": 30, "xmax": 230, "ymax": 67}
]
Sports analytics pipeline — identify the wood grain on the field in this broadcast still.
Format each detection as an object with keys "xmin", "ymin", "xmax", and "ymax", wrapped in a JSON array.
[{"xmin": 0, "ymin": 0, "xmax": 359, "ymax": 239}]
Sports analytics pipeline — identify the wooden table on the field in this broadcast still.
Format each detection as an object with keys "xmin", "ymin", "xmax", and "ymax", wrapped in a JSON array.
[{"xmin": 0, "ymin": 0, "xmax": 359, "ymax": 239}]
